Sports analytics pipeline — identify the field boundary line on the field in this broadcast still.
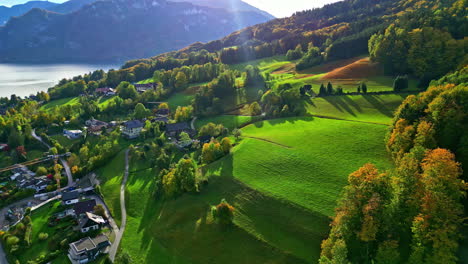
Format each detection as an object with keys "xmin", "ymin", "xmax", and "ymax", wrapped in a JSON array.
[{"xmin": 243, "ymin": 136, "xmax": 293, "ymax": 149}]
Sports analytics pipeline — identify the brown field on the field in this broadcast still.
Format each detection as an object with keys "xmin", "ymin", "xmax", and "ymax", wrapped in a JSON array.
[{"xmin": 321, "ymin": 57, "xmax": 382, "ymax": 80}]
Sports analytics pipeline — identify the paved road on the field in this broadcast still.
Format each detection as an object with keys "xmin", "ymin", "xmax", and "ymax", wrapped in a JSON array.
[
  {"xmin": 109, "ymin": 149, "xmax": 130, "ymax": 262},
  {"xmin": 31, "ymin": 129, "xmax": 74, "ymax": 187}
]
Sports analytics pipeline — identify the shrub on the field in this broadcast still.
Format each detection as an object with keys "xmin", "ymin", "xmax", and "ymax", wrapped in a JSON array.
[
  {"xmin": 213, "ymin": 199, "xmax": 235, "ymax": 225},
  {"xmin": 38, "ymin": 233, "xmax": 49, "ymax": 241}
]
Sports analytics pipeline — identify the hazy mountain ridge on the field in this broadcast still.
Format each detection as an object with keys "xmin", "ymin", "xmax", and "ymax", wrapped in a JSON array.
[
  {"xmin": 0, "ymin": 0, "xmax": 96, "ymax": 25},
  {"xmin": 0, "ymin": 0, "xmax": 273, "ymax": 63}
]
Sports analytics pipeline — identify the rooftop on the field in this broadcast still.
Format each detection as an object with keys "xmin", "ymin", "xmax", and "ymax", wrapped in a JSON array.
[
  {"xmin": 166, "ymin": 122, "xmax": 191, "ymax": 133},
  {"xmin": 123, "ymin": 120, "xmax": 144, "ymax": 129},
  {"xmin": 62, "ymin": 190, "xmax": 79, "ymax": 201},
  {"xmin": 74, "ymin": 199, "xmax": 97, "ymax": 215}
]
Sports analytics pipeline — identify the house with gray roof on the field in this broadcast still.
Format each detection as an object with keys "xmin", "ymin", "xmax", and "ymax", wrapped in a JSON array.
[
  {"xmin": 122, "ymin": 120, "xmax": 144, "ymax": 139},
  {"xmin": 68, "ymin": 234, "xmax": 111, "ymax": 264}
]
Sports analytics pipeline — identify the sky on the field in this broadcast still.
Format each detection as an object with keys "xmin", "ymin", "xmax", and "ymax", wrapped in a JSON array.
[{"xmin": 1, "ymin": 0, "xmax": 342, "ymax": 18}]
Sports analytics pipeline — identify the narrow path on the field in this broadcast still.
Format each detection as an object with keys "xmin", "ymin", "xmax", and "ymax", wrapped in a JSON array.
[
  {"xmin": 243, "ymin": 136, "xmax": 293, "ymax": 149},
  {"xmin": 109, "ymin": 149, "xmax": 130, "ymax": 262},
  {"xmin": 31, "ymin": 129, "xmax": 74, "ymax": 187},
  {"xmin": 190, "ymin": 116, "xmax": 198, "ymax": 130}
]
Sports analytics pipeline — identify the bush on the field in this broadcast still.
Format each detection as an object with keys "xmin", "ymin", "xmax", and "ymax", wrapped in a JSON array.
[
  {"xmin": 36, "ymin": 167, "xmax": 48, "ymax": 176},
  {"xmin": 38, "ymin": 233, "xmax": 49, "ymax": 241},
  {"xmin": 213, "ymin": 199, "xmax": 235, "ymax": 226}
]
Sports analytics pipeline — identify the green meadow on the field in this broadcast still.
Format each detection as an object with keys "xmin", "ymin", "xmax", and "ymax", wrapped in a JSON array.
[
  {"xmin": 40, "ymin": 97, "xmax": 80, "ymax": 112},
  {"xmin": 305, "ymin": 94, "xmax": 410, "ymax": 125}
]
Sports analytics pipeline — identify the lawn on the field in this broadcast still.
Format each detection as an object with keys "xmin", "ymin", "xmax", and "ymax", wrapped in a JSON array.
[
  {"xmin": 50, "ymin": 135, "xmax": 80, "ymax": 149},
  {"xmin": 117, "ymin": 157, "xmax": 319, "ymax": 264},
  {"xmin": 304, "ymin": 93, "xmax": 411, "ymax": 125},
  {"xmin": 230, "ymin": 55, "xmax": 289, "ymax": 72},
  {"xmin": 204, "ymin": 117, "xmax": 394, "ymax": 217},
  {"xmin": 166, "ymin": 93, "xmax": 194, "ymax": 111},
  {"xmin": 15, "ymin": 201, "xmax": 62, "ymax": 263},
  {"xmin": 195, "ymin": 115, "xmax": 261, "ymax": 130},
  {"xmin": 40, "ymin": 97, "xmax": 80, "ymax": 112},
  {"xmin": 97, "ymin": 150, "xmax": 126, "ymax": 226}
]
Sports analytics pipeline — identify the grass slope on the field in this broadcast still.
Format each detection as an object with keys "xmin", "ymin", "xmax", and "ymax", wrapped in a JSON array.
[
  {"xmin": 118, "ymin": 158, "xmax": 318, "ymax": 264},
  {"xmin": 305, "ymin": 94, "xmax": 410, "ymax": 125},
  {"xmin": 40, "ymin": 97, "xmax": 80, "ymax": 112},
  {"xmin": 205, "ymin": 117, "xmax": 393, "ymax": 216}
]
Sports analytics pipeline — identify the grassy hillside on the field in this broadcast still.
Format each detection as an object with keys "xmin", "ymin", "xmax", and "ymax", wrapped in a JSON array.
[
  {"xmin": 40, "ymin": 97, "xmax": 80, "ymax": 112},
  {"xmin": 305, "ymin": 94, "xmax": 410, "ymax": 125},
  {"xmin": 205, "ymin": 117, "xmax": 393, "ymax": 216}
]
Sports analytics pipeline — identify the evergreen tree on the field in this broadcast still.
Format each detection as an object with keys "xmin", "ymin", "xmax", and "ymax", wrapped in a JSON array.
[{"xmin": 327, "ymin": 82, "xmax": 334, "ymax": 95}]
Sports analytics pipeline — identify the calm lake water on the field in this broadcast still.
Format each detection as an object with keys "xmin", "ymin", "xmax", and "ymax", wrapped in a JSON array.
[{"xmin": 0, "ymin": 64, "xmax": 117, "ymax": 98}]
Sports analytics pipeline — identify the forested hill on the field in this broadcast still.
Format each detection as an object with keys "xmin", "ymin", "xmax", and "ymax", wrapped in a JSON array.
[
  {"xmin": 0, "ymin": 0, "xmax": 273, "ymax": 63},
  {"xmin": 120, "ymin": 0, "xmax": 466, "ymax": 86}
]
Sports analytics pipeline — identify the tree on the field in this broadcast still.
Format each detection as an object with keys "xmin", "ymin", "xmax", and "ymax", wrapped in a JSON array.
[
  {"xmin": 175, "ymin": 72, "xmax": 189, "ymax": 91},
  {"xmin": 361, "ymin": 82, "xmax": 368, "ymax": 93},
  {"xmin": 220, "ymin": 137, "xmax": 232, "ymax": 154},
  {"xmin": 116, "ymin": 82, "xmax": 138, "ymax": 100},
  {"xmin": 175, "ymin": 157, "xmax": 197, "ymax": 193},
  {"xmin": 286, "ymin": 44, "xmax": 304, "ymax": 60},
  {"xmin": 134, "ymin": 103, "xmax": 150, "ymax": 120},
  {"xmin": 319, "ymin": 84, "xmax": 327, "ymax": 96},
  {"xmin": 213, "ymin": 199, "xmax": 234, "ymax": 225},
  {"xmin": 36, "ymin": 167, "xmax": 48, "ymax": 176},
  {"xmin": 174, "ymin": 106, "xmax": 193, "ymax": 122},
  {"xmin": 249, "ymin": 102, "xmax": 262, "ymax": 116},
  {"xmin": 232, "ymin": 129, "xmax": 242, "ymax": 141},
  {"xmin": 327, "ymin": 82, "xmax": 334, "ymax": 95},
  {"xmin": 393, "ymin": 76, "xmax": 409, "ymax": 91},
  {"xmin": 53, "ymin": 163, "xmax": 63, "ymax": 187},
  {"xmin": 93, "ymin": 205, "xmax": 106, "ymax": 218}
]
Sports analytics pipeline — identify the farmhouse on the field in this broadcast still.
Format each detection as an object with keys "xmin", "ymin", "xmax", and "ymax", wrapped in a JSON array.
[
  {"xmin": 62, "ymin": 190, "xmax": 80, "ymax": 205},
  {"xmin": 68, "ymin": 235, "xmax": 111, "ymax": 264},
  {"xmin": 73, "ymin": 199, "xmax": 97, "ymax": 217},
  {"xmin": 165, "ymin": 122, "xmax": 193, "ymax": 138},
  {"xmin": 63, "ymin": 129, "xmax": 83, "ymax": 139},
  {"xmin": 122, "ymin": 120, "xmax": 144, "ymax": 139},
  {"xmin": 78, "ymin": 212, "xmax": 106, "ymax": 233},
  {"xmin": 134, "ymin": 83, "xmax": 157, "ymax": 93},
  {"xmin": 95, "ymin": 87, "xmax": 116, "ymax": 96}
]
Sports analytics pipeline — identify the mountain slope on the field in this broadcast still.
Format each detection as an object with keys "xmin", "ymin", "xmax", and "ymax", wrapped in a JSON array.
[
  {"xmin": 0, "ymin": 0, "xmax": 273, "ymax": 63},
  {"xmin": 0, "ymin": 1, "xmax": 57, "ymax": 25},
  {"xmin": 168, "ymin": 0, "xmax": 275, "ymax": 19}
]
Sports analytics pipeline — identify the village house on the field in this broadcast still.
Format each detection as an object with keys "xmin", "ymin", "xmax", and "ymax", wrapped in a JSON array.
[
  {"xmin": 95, "ymin": 87, "xmax": 116, "ymax": 96},
  {"xmin": 155, "ymin": 108, "xmax": 170, "ymax": 116},
  {"xmin": 85, "ymin": 118, "xmax": 109, "ymax": 135},
  {"xmin": 152, "ymin": 116, "xmax": 169, "ymax": 124},
  {"xmin": 134, "ymin": 83, "xmax": 157, "ymax": 93},
  {"xmin": 73, "ymin": 199, "xmax": 97, "ymax": 217},
  {"xmin": 78, "ymin": 212, "xmax": 106, "ymax": 233},
  {"xmin": 63, "ymin": 129, "xmax": 83, "ymax": 139},
  {"xmin": 122, "ymin": 120, "xmax": 144, "ymax": 139},
  {"xmin": 165, "ymin": 122, "xmax": 193, "ymax": 138},
  {"xmin": 68, "ymin": 234, "xmax": 111, "ymax": 264},
  {"xmin": 62, "ymin": 190, "xmax": 80, "ymax": 205},
  {"xmin": 9, "ymin": 166, "xmax": 51, "ymax": 193}
]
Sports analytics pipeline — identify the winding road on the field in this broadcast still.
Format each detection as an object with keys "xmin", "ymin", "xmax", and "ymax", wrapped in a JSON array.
[
  {"xmin": 31, "ymin": 129, "xmax": 74, "ymax": 188},
  {"xmin": 109, "ymin": 149, "xmax": 130, "ymax": 262}
]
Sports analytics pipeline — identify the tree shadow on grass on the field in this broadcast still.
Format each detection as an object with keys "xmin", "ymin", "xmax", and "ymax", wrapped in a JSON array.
[
  {"xmin": 362, "ymin": 95, "xmax": 393, "ymax": 117},
  {"xmin": 323, "ymin": 96, "xmax": 357, "ymax": 117}
]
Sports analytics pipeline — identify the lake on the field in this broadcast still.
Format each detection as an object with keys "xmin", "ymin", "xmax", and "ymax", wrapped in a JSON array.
[{"xmin": 0, "ymin": 64, "xmax": 117, "ymax": 98}]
